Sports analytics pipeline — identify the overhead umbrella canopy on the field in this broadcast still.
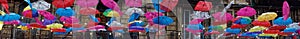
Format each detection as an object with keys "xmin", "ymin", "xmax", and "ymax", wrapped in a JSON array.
[
  {"xmin": 76, "ymin": 0, "xmax": 99, "ymax": 7},
  {"xmin": 128, "ymin": 13, "xmax": 140, "ymax": 22},
  {"xmin": 101, "ymin": 0, "xmax": 122, "ymax": 15},
  {"xmin": 236, "ymin": 6, "xmax": 256, "ymax": 16},
  {"xmin": 191, "ymin": 11, "xmax": 211, "ymax": 19},
  {"xmin": 273, "ymin": 17, "xmax": 293, "ymax": 26},
  {"xmin": 252, "ymin": 20, "xmax": 271, "ymax": 27},
  {"xmin": 46, "ymin": 23, "xmax": 63, "ymax": 29},
  {"xmin": 257, "ymin": 12, "xmax": 278, "ymax": 21},
  {"xmin": 52, "ymin": 0, "xmax": 75, "ymax": 8},
  {"xmin": 38, "ymin": 10, "xmax": 56, "ymax": 20},
  {"xmin": 79, "ymin": 7, "xmax": 100, "ymax": 15},
  {"xmin": 152, "ymin": 16, "xmax": 174, "ymax": 25},
  {"xmin": 32, "ymin": 0, "xmax": 51, "ymax": 10},
  {"xmin": 225, "ymin": 28, "xmax": 241, "ymax": 34},
  {"xmin": 55, "ymin": 8, "xmax": 75, "ymax": 17},
  {"xmin": 103, "ymin": 9, "xmax": 120, "ymax": 17},
  {"xmin": 125, "ymin": 0, "xmax": 142, "ymax": 7},
  {"xmin": 125, "ymin": 8, "xmax": 145, "ymax": 16},
  {"xmin": 160, "ymin": 0, "xmax": 179, "ymax": 12},
  {"xmin": 282, "ymin": 1, "xmax": 290, "ymax": 20},
  {"xmin": 194, "ymin": 1, "xmax": 212, "ymax": 11},
  {"xmin": 2, "ymin": 13, "xmax": 21, "ymax": 21},
  {"xmin": 0, "ymin": 0, "xmax": 10, "ymax": 13},
  {"xmin": 212, "ymin": 12, "xmax": 233, "ymax": 22}
]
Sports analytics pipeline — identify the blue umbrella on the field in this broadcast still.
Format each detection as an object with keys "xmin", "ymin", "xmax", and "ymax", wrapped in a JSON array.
[
  {"xmin": 153, "ymin": 3, "xmax": 165, "ymax": 12},
  {"xmin": 225, "ymin": 28, "xmax": 241, "ymax": 34},
  {"xmin": 128, "ymin": 13, "xmax": 140, "ymax": 22},
  {"xmin": 283, "ymin": 28, "xmax": 296, "ymax": 32},
  {"xmin": 53, "ymin": 28, "xmax": 72, "ymax": 35},
  {"xmin": 129, "ymin": 21, "xmax": 145, "ymax": 26},
  {"xmin": 234, "ymin": 17, "xmax": 252, "ymax": 24},
  {"xmin": 273, "ymin": 17, "xmax": 293, "ymax": 26},
  {"xmin": 55, "ymin": 8, "xmax": 75, "ymax": 17},
  {"xmin": 153, "ymin": 16, "xmax": 174, "ymax": 25},
  {"xmin": 186, "ymin": 24, "xmax": 204, "ymax": 30},
  {"xmin": 107, "ymin": 17, "xmax": 116, "ymax": 25},
  {"xmin": 240, "ymin": 32, "xmax": 262, "ymax": 37},
  {"xmin": 2, "ymin": 13, "xmax": 21, "ymax": 21},
  {"xmin": 42, "ymin": 19, "xmax": 55, "ymax": 25},
  {"xmin": 89, "ymin": 15, "xmax": 99, "ymax": 23}
]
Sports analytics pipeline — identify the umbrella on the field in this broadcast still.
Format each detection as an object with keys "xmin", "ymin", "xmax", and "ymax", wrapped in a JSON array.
[
  {"xmin": 0, "ymin": 10, "xmax": 5, "ymax": 16},
  {"xmin": 28, "ymin": 23, "xmax": 46, "ymax": 28},
  {"xmin": 273, "ymin": 17, "xmax": 293, "ymax": 26},
  {"xmin": 282, "ymin": 1, "xmax": 290, "ymax": 20},
  {"xmin": 103, "ymin": 9, "xmax": 120, "ymax": 17},
  {"xmin": 288, "ymin": 23, "xmax": 300, "ymax": 29},
  {"xmin": 86, "ymin": 20, "xmax": 98, "ymax": 28},
  {"xmin": 189, "ymin": 19, "xmax": 204, "ymax": 24},
  {"xmin": 101, "ymin": 0, "xmax": 122, "ymax": 15},
  {"xmin": 89, "ymin": 15, "xmax": 100, "ymax": 23},
  {"xmin": 129, "ymin": 26, "xmax": 145, "ymax": 32},
  {"xmin": 46, "ymin": 23, "xmax": 63, "ymax": 29},
  {"xmin": 51, "ymin": 28, "xmax": 66, "ymax": 32},
  {"xmin": 213, "ymin": 12, "xmax": 233, "ymax": 22},
  {"xmin": 283, "ymin": 28, "xmax": 296, "ymax": 32},
  {"xmin": 258, "ymin": 34, "xmax": 278, "ymax": 37},
  {"xmin": 56, "ymin": 8, "xmax": 75, "ymax": 17},
  {"xmin": 52, "ymin": 0, "xmax": 75, "ymax": 8},
  {"xmin": 186, "ymin": 24, "xmax": 204, "ymax": 30},
  {"xmin": 194, "ymin": 1, "xmax": 212, "ymax": 11},
  {"xmin": 230, "ymin": 24, "xmax": 245, "ymax": 29},
  {"xmin": 2, "ymin": 13, "xmax": 21, "ymax": 21},
  {"xmin": 128, "ymin": 13, "xmax": 140, "ymax": 22},
  {"xmin": 236, "ymin": 6, "xmax": 256, "ymax": 16},
  {"xmin": 60, "ymin": 16, "xmax": 79, "ymax": 24},
  {"xmin": 53, "ymin": 28, "xmax": 72, "ymax": 35},
  {"xmin": 42, "ymin": 19, "xmax": 55, "ymax": 25},
  {"xmin": 3, "ymin": 20, "xmax": 20, "ymax": 25},
  {"xmin": 38, "ymin": 10, "xmax": 56, "ymax": 20},
  {"xmin": 278, "ymin": 32, "xmax": 293, "ymax": 36},
  {"xmin": 0, "ymin": 0, "xmax": 10, "ymax": 13},
  {"xmin": 225, "ymin": 28, "xmax": 241, "ymax": 34},
  {"xmin": 153, "ymin": 3, "xmax": 165, "ymax": 12},
  {"xmin": 125, "ymin": 0, "xmax": 142, "ymax": 7},
  {"xmin": 191, "ymin": 11, "xmax": 211, "ymax": 19},
  {"xmin": 152, "ymin": 16, "xmax": 174, "ymax": 25},
  {"xmin": 125, "ymin": 8, "xmax": 145, "ymax": 16},
  {"xmin": 268, "ymin": 26, "xmax": 286, "ymax": 30},
  {"xmin": 232, "ymin": 16, "xmax": 252, "ymax": 24},
  {"xmin": 251, "ymin": 20, "xmax": 271, "ymax": 27},
  {"xmin": 185, "ymin": 28, "xmax": 203, "ymax": 35},
  {"xmin": 32, "ymin": 0, "xmax": 51, "ymax": 10},
  {"xmin": 22, "ymin": 10, "xmax": 39, "ymax": 18},
  {"xmin": 144, "ymin": 12, "xmax": 164, "ymax": 25},
  {"xmin": 76, "ymin": 0, "xmax": 99, "ymax": 7},
  {"xmin": 263, "ymin": 30, "xmax": 280, "ymax": 34},
  {"xmin": 249, "ymin": 26, "xmax": 267, "ymax": 32},
  {"xmin": 79, "ymin": 7, "xmax": 100, "ymax": 15},
  {"xmin": 0, "ymin": 21, "xmax": 2, "ymax": 30},
  {"xmin": 160, "ymin": 0, "xmax": 178, "ymax": 12},
  {"xmin": 257, "ymin": 12, "xmax": 277, "ymax": 21},
  {"xmin": 128, "ymin": 21, "xmax": 145, "ymax": 26},
  {"xmin": 87, "ymin": 25, "xmax": 106, "ymax": 31}
]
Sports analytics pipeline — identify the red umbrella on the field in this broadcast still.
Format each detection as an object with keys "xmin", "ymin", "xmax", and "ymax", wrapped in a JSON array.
[
  {"xmin": 76, "ymin": 0, "xmax": 99, "ymax": 7},
  {"xmin": 194, "ymin": 1, "xmax": 212, "ymax": 11},
  {"xmin": 0, "ymin": 0, "xmax": 10, "ymax": 13},
  {"xmin": 125, "ymin": 0, "xmax": 142, "ymax": 7},
  {"xmin": 28, "ymin": 23, "xmax": 46, "ymax": 28},
  {"xmin": 51, "ymin": 28, "xmax": 66, "ymax": 32},
  {"xmin": 52, "ymin": 0, "xmax": 75, "ymax": 8},
  {"xmin": 101, "ymin": 0, "xmax": 123, "ymax": 15},
  {"xmin": 160, "ymin": 0, "xmax": 178, "ymax": 12},
  {"xmin": 79, "ymin": 7, "xmax": 100, "ymax": 15}
]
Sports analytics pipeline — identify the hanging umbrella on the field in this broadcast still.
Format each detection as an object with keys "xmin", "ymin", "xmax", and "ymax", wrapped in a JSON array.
[
  {"xmin": 59, "ymin": 16, "xmax": 79, "ymax": 24},
  {"xmin": 152, "ymin": 16, "xmax": 174, "ymax": 25},
  {"xmin": 22, "ymin": 10, "xmax": 39, "ymax": 18},
  {"xmin": 230, "ymin": 24, "xmax": 244, "ymax": 29},
  {"xmin": 125, "ymin": 8, "xmax": 145, "ymax": 16},
  {"xmin": 103, "ymin": 9, "xmax": 120, "ymax": 17},
  {"xmin": 51, "ymin": 28, "xmax": 66, "ymax": 32},
  {"xmin": 283, "ymin": 28, "xmax": 296, "ymax": 32},
  {"xmin": 251, "ymin": 20, "xmax": 271, "ymax": 27},
  {"xmin": 53, "ymin": 28, "xmax": 72, "ymax": 35},
  {"xmin": 263, "ymin": 30, "xmax": 280, "ymax": 34},
  {"xmin": 76, "ymin": 0, "xmax": 99, "ymax": 7},
  {"xmin": 109, "ymin": 21, "xmax": 126, "ymax": 30},
  {"xmin": 28, "ymin": 23, "xmax": 46, "ymax": 28},
  {"xmin": 46, "ymin": 23, "xmax": 63, "ymax": 29},
  {"xmin": 185, "ymin": 24, "xmax": 204, "ymax": 34},
  {"xmin": 144, "ymin": 12, "xmax": 164, "ymax": 25},
  {"xmin": 191, "ymin": 11, "xmax": 211, "ymax": 19},
  {"xmin": 268, "ymin": 26, "xmax": 286, "ymax": 30},
  {"xmin": 52, "ymin": 0, "xmax": 75, "ymax": 8},
  {"xmin": 89, "ymin": 15, "xmax": 100, "ymax": 23},
  {"xmin": 194, "ymin": 1, "xmax": 212, "ymax": 11},
  {"xmin": 87, "ymin": 25, "xmax": 106, "ymax": 31},
  {"xmin": 225, "ymin": 28, "xmax": 241, "ymax": 34},
  {"xmin": 273, "ymin": 17, "xmax": 293, "ymax": 26},
  {"xmin": 249, "ymin": 26, "xmax": 267, "ymax": 32},
  {"xmin": 87, "ymin": 20, "xmax": 98, "ymax": 28},
  {"xmin": 212, "ymin": 12, "xmax": 233, "ymax": 22},
  {"xmin": 240, "ymin": 32, "xmax": 262, "ymax": 37},
  {"xmin": 32, "ymin": 0, "xmax": 51, "ymax": 10},
  {"xmin": 257, "ymin": 12, "xmax": 278, "ymax": 21},
  {"xmin": 278, "ymin": 32, "xmax": 293, "ymax": 36},
  {"xmin": 128, "ymin": 21, "xmax": 145, "ymax": 26},
  {"xmin": 125, "ymin": 0, "xmax": 142, "ymax": 7},
  {"xmin": 282, "ymin": 1, "xmax": 290, "ymax": 20},
  {"xmin": 232, "ymin": 16, "xmax": 252, "ymax": 24},
  {"xmin": 189, "ymin": 19, "xmax": 204, "ymax": 24},
  {"xmin": 160, "ymin": 0, "xmax": 178, "ymax": 12},
  {"xmin": 3, "ymin": 20, "xmax": 20, "ymax": 25},
  {"xmin": 0, "ymin": 0, "xmax": 10, "ymax": 13},
  {"xmin": 79, "ymin": 7, "xmax": 100, "ymax": 15},
  {"xmin": 2, "ymin": 13, "xmax": 21, "ymax": 21},
  {"xmin": 128, "ymin": 13, "xmax": 140, "ymax": 22},
  {"xmin": 258, "ymin": 34, "xmax": 278, "ymax": 37},
  {"xmin": 236, "ymin": 6, "xmax": 256, "ymax": 16},
  {"xmin": 38, "ymin": 10, "xmax": 56, "ymax": 20},
  {"xmin": 56, "ymin": 8, "xmax": 75, "ymax": 17},
  {"xmin": 129, "ymin": 26, "xmax": 145, "ymax": 32},
  {"xmin": 288, "ymin": 23, "xmax": 300, "ymax": 29},
  {"xmin": 153, "ymin": 3, "xmax": 165, "ymax": 12},
  {"xmin": 42, "ymin": 19, "xmax": 55, "ymax": 25},
  {"xmin": 101, "ymin": 0, "xmax": 122, "ymax": 15}
]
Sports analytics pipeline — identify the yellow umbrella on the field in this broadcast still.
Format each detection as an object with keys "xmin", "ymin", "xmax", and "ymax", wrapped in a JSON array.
[
  {"xmin": 249, "ymin": 26, "xmax": 267, "ymax": 32},
  {"xmin": 17, "ymin": 26, "xmax": 29, "ymax": 30},
  {"xmin": 259, "ymin": 33, "xmax": 278, "ymax": 37},
  {"xmin": 103, "ymin": 9, "xmax": 120, "ymax": 17},
  {"xmin": 0, "ymin": 10, "xmax": 5, "ymax": 16},
  {"xmin": 46, "ymin": 23, "xmax": 63, "ymax": 29},
  {"xmin": 23, "ymin": 6, "xmax": 31, "ymax": 12},
  {"xmin": 0, "ymin": 21, "xmax": 3, "ymax": 30},
  {"xmin": 257, "ymin": 12, "xmax": 278, "ymax": 21}
]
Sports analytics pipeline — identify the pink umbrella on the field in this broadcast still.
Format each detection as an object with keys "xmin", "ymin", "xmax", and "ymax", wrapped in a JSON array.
[
  {"xmin": 213, "ymin": 12, "xmax": 233, "ymax": 22},
  {"xmin": 189, "ymin": 19, "xmax": 204, "ymax": 24},
  {"xmin": 125, "ymin": 0, "xmax": 142, "ymax": 7},
  {"xmin": 38, "ymin": 10, "xmax": 56, "ymax": 20},
  {"xmin": 79, "ymin": 7, "xmax": 100, "ymax": 15},
  {"xmin": 160, "ymin": 0, "xmax": 178, "ymax": 12},
  {"xmin": 59, "ymin": 16, "xmax": 79, "ymax": 24},
  {"xmin": 101, "ymin": 0, "xmax": 123, "ymax": 16},
  {"xmin": 76, "ymin": 0, "xmax": 99, "ymax": 7},
  {"xmin": 282, "ymin": 1, "xmax": 290, "ymax": 20},
  {"xmin": 236, "ymin": 6, "xmax": 256, "ymax": 16},
  {"xmin": 87, "ymin": 25, "xmax": 106, "ymax": 31}
]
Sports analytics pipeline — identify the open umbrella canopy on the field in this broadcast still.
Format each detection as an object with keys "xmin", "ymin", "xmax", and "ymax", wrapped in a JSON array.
[
  {"xmin": 152, "ymin": 16, "xmax": 174, "ymax": 25},
  {"xmin": 32, "ymin": 0, "xmax": 51, "ymax": 10},
  {"xmin": 59, "ymin": 16, "xmax": 79, "ymax": 24},
  {"xmin": 103, "ymin": 9, "xmax": 120, "ymax": 17},
  {"xmin": 0, "ymin": 0, "xmax": 10, "ymax": 13},
  {"xmin": 79, "ymin": 7, "xmax": 100, "ymax": 15},
  {"xmin": 288, "ymin": 23, "xmax": 300, "ymax": 29},
  {"xmin": 232, "ymin": 16, "xmax": 252, "ymax": 24},
  {"xmin": 236, "ymin": 6, "xmax": 256, "ymax": 16},
  {"xmin": 252, "ymin": 20, "xmax": 271, "ymax": 27},
  {"xmin": 225, "ymin": 28, "xmax": 241, "ymax": 34},
  {"xmin": 249, "ymin": 26, "xmax": 267, "ymax": 32},
  {"xmin": 125, "ymin": 8, "xmax": 145, "ymax": 16},
  {"xmin": 282, "ymin": 1, "xmax": 290, "ymax": 20},
  {"xmin": 268, "ymin": 26, "xmax": 286, "ymax": 30},
  {"xmin": 191, "ymin": 11, "xmax": 211, "ymax": 19},
  {"xmin": 213, "ymin": 12, "xmax": 233, "ymax": 22},
  {"xmin": 52, "ymin": 0, "xmax": 75, "ymax": 8},
  {"xmin": 56, "ymin": 8, "xmax": 75, "ymax": 17},
  {"xmin": 4, "ymin": 20, "xmax": 20, "ymax": 25},
  {"xmin": 101, "ymin": 0, "xmax": 122, "ymax": 15},
  {"xmin": 153, "ymin": 3, "xmax": 165, "ymax": 12},
  {"xmin": 160, "ymin": 0, "xmax": 178, "ymax": 12},
  {"xmin": 38, "ymin": 10, "xmax": 56, "ymax": 20},
  {"xmin": 89, "ymin": 15, "xmax": 100, "ymax": 23},
  {"xmin": 87, "ymin": 25, "xmax": 106, "ymax": 31},
  {"xmin": 128, "ymin": 13, "xmax": 140, "ymax": 22},
  {"xmin": 189, "ymin": 19, "xmax": 204, "ymax": 24},
  {"xmin": 46, "ymin": 23, "xmax": 63, "ymax": 29},
  {"xmin": 76, "ymin": 0, "xmax": 99, "ymax": 7},
  {"xmin": 42, "ymin": 19, "xmax": 55, "ymax": 25},
  {"xmin": 273, "ymin": 17, "xmax": 293, "ymax": 26},
  {"xmin": 283, "ymin": 28, "xmax": 296, "ymax": 32},
  {"xmin": 22, "ymin": 10, "xmax": 39, "ymax": 18},
  {"xmin": 51, "ymin": 28, "xmax": 66, "ymax": 32},
  {"xmin": 257, "ymin": 12, "xmax": 278, "ymax": 21},
  {"xmin": 125, "ymin": 0, "xmax": 142, "ymax": 7},
  {"xmin": 2, "ymin": 13, "xmax": 21, "ymax": 21},
  {"xmin": 186, "ymin": 24, "xmax": 204, "ymax": 30},
  {"xmin": 194, "ymin": 1, "xmax": 212, "ymax": 11},
  {"xmin": 28, "ymin": 23, "xmax": 46, "ymax": 28}
]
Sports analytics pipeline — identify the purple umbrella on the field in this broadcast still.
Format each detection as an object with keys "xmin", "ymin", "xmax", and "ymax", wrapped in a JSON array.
[
  {"xmin": 76, "ymin": 0, "xmax": 99, "ymax": 7},
  {"xmin": 282, "ymin": 1, "xmax": 290, "ymax": 20},
  {"xmin": 125, "ymin": 0, "xmax": 142, "ymax": 7}
]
